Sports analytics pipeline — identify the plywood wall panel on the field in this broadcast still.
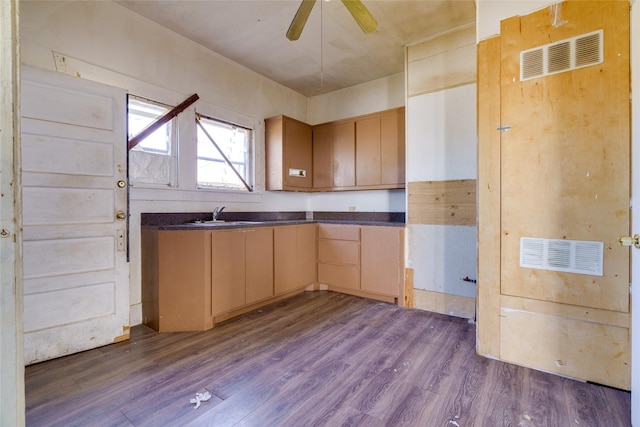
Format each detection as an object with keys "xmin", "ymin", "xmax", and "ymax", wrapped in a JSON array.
[
  {"xmin": 408, "ymin": 180, "xmax": 476, "ymax": 226},
  {"xmin": 500, "ymin": 308, "xmax": 630, "ymax": 390}
]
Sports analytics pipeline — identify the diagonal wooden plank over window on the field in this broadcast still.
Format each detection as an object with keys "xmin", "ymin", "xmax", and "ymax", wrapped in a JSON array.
[{"xmin": 128, "ymin": 93, "xmax": 199, "ymax": 150}]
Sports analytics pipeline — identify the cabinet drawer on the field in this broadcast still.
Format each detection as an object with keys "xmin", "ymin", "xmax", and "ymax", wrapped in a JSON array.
[
  {"xmin": 318, "ymin": 240, "xmax": 359, "ymax": 265},
  {"xmin": 318, "ymin": 263, "xmax": 359, "ymax": 290},
  {"xmin": 318, "ymin": 224, "xmax": 360, "ymax": 240}
]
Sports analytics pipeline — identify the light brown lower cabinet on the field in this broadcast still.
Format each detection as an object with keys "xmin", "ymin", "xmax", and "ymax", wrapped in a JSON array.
[
  {"xmin": 317, "ymin": 224, "xmax": 404, "ymax": 299},
  {"xmin": 142, "ymin": 222, "xmax": 402, "ymax": 332},
  {"xmin": 360, "ymin": 226, "xmax": 404, "ymax": 297},
  {"xmin": 142, "ymin": 229, "xmax": 213, "ymax": 332},
  {"xmin": 318, "ymin": 224, "xmax": 360, "ymax": 291},
  {"xmin": 211, "ymin": 227, "xmax": 274, "ymax": 317},
  {"xmin": 274, "ymin": 223, "xmax": 317, "ymax": 294},
  {"xmin": 245, "ymin": 228, "xmax": 275, "ymax": 304}
]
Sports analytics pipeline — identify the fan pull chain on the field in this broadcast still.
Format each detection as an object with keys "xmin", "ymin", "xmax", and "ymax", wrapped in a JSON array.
[{"xmin": 320, "ymin": 0, "xmax": 324, "ymax": 89}]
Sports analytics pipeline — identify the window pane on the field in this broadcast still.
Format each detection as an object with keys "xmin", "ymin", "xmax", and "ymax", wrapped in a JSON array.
[
  {"xmin": 128, "ymin": 98, "xmax": 171, "ymax": 155},
  {"xmin": 197, "ymin": 115, "xmax": 253, "ymax": 190},
  {"xmin": 128, "ymin": 96, "xmax": 174, "ymax": 186}
]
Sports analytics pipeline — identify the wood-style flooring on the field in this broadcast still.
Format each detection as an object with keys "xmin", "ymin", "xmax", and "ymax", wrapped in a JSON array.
[{"xmin": 25, "ymin": 291, "xmax": 631, "ymax": 426}]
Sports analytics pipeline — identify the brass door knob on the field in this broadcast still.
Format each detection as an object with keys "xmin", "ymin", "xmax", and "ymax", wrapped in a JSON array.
[
  {"xmin": 618, "ymin": 235, "xmax": 640, "ymax": 249},
  {"xmin": 116, "ymin": 211, "xmax": 127, "ymax": 220}
]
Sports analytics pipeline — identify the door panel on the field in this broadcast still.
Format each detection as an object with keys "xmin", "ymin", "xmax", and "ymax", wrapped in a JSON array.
[
  {"xmin": 21, "ymin": 66, "xmax": 129, "ymax": 364},
  {"xmin": 245, "ymin": 228, "xmax": 274, "ymax": 305},
  {"xmin": 333, "ymin": 121, "xmax": 355, "ymax": 187},
  {"xmin": 500, "ymin": 2, "xmax": 630, "ymax": 312},
  {"xmin": 496, "ymin": 1, "xmax": 630, "ymax": 389},
  {"xmin": 355, "ymin": 115, "xmax": 381, "ymax": 186}
]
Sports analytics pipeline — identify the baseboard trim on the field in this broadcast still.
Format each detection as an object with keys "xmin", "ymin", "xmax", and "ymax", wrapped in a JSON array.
[{"xmin": 413, "ymin": 289, "xmax": 475, "ymax": 320}]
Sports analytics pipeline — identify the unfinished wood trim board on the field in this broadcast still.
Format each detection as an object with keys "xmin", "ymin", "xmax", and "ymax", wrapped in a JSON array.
[
  {"xmin": 413, "ymin": 288, "xmax": 475, "ymax": 320},
  {"xmin": 476, "ymin": 36, "xmax": 502, "ymax": 358},
  {"xmin": 408, "ymin": 179, "xmax": 476, "ymax": 226},
  {"xmin": 403, "ymin": 268, "xmax": 414, "ymax": 308}
]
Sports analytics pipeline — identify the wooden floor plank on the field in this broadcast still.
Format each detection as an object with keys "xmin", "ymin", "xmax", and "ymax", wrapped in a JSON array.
[{"xmin": 25, "ymin": 291, "xmax": 631, "ymax": 426}]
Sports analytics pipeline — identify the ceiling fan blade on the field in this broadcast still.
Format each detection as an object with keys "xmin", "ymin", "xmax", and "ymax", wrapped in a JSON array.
[
  {"xmin": 286, "ymin": 0, "xmax": 317, "ymax": 41},
  {"xmin": 341, "ymin": 0, "xmax": 377, "ymax": 34}
]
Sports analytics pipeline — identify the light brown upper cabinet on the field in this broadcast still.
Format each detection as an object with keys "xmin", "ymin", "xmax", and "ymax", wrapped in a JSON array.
[
  {"xmin": 312, "ymin": 120, "xmax": 356, "ymax": 190},
  {"xmin": 355, "ymin": 107, "xmax": 405, "ymax": 188},
  {"xmin": 265, "ymin": 115, "xmax": 313, "ymax": 191},
  {"xmin": 266, "ymin": 108, "xmax": 405, "ymax": 192}
]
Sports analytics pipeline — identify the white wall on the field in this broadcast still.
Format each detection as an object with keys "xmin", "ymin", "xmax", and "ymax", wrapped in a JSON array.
[
  {"xmin": 308, "ymin": 72, "xmax": 405, "ymax": 124},
  {"xmin": 406, "ymin": 83, "xmax": 478, "ymax": 301},
  {"xmin": 19, "ymin": 0, "xmax": 407, "ymax": 325},
  {"xmin": 406, "ymin": 84, "xmax": 477, "ymax": 182}
]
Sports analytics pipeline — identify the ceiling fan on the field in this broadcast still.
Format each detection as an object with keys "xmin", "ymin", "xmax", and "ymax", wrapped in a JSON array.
[{"xmin": 286, "ymin": 0, "xmax": 378, "ymax": 41}]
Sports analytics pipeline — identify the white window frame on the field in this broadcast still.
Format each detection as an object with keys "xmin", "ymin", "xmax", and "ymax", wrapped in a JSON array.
[
  {"xmin": 127, "ymin": 95, "xmax": 177, "ymax": 187},
  {"xmin": 195, "ymin": 112, "xmax": 255, "ymax": 192}
]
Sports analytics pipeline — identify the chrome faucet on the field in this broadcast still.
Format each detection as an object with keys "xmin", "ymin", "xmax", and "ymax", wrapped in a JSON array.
[{"xmin": 213, "ymin": 206, "xmax": 225, "ymax": 221}]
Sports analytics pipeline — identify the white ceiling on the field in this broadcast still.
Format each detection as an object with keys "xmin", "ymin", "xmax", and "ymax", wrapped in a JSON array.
[{"xmin": 116, "ymin": 0, "xmax": 476, "ymax": 97}]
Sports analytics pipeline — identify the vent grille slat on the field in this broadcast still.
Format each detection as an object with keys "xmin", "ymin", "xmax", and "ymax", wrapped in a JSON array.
[
  {"xmin": 520, "ymin": 237, "xmax": 604, "ymax": 276},
  {"xmin": 575, "ymin": 33, "xmax": 602, "ymax": 67},
  {"xmin": 522, "ymin": 49, "xmax": 544, "ymax": 80},
  {"xmin": 520, "ymin": 30, "xmax": 603, "ymax": 81},
  {"xmin": 547, "ymin": 42, "xmax": 571, "ymax": 73},
  {"xmin": 547, "ymin": 240, "xmax": 571, "ymax": 268}
]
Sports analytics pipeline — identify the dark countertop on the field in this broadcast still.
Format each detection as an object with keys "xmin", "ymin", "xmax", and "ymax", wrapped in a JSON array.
[{"xmin": 141, "ymin": 211, "xmax": 405, "ymax": 231}]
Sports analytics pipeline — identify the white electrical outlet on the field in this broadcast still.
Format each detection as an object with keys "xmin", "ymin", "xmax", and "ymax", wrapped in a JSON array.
[{"xmin": 288, "ymin": 168, "xmax": 306, "ymax": 177}]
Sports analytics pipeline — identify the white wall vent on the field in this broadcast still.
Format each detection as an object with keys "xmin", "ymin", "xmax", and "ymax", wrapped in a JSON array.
[
  {"xmin": 520, "ymin": 237, "xmax": 604, "ymax": 276},
  {"xmin": 520, "ymin": 30, "xmax": 603, "ymax": 81}
]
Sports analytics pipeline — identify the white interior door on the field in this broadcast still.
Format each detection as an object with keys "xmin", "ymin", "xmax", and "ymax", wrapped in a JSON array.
[{"xmin": 21, "ymin": 66, "xmax": 129, "ymax": 364}]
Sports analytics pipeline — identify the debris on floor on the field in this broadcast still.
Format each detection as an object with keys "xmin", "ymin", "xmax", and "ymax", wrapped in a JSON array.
[{"xmin": 189, "ymin": 391, "xmax": 212, "ymax": 409}]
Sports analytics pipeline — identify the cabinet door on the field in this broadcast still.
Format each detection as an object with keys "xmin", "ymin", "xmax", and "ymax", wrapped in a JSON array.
[
  {"xmin": 266, "ymin": 115, "xmax": 313, "ymax": 191},
  {"xmin": 245, "ymin": 228, "xmax": 274, "ymax": 305},
  {"xmin": 355, "ymin": 115, "xmax": 381, "ymax": 186},
  {"xmin": 313, "ymin": 123, "xmax": 333, "ymax": 189},
  {"xmin": 360, "ymin": 226, "xmax": 403, "ymax": 297},
  {"xmin": 154, "ymin": 230, "xmax": 211, "ymax": 332},
  {"xmin": 333, "ymin": 121, "xmax": 356, "ymax": 188},
  {"xmin": 274, "ymin": 226, "xmax": 297, "ymax": 294},
  {"xmin": 380, "ymin": 108, "xmax": 405, "ymax": 186},
  {"xmin": 284, "ymin": 117, "xmax": 313, "ymax": 189},
  {"xmin": 211, "ymin": 230, "xmax": 246, "ymax": 316},
  {"xmin": 296, "ymin": 223, "xmax": 317, "ymax": 286},
  {"xmin": 274, "ymin": 224, "xmax": 317, "ymax": 294}
]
